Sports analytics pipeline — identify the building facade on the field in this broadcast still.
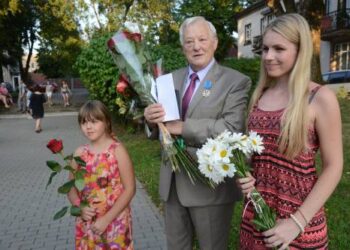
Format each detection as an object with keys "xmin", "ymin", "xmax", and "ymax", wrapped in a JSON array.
[{"xmin": 237, "ymin": 0, "xmax": 350, "ymax": 74}]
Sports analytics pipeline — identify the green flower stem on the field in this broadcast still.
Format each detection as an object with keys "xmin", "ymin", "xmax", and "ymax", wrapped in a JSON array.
[{"xmin": 232, "ymin": 150, "xmax": 276, "ymax": 233}]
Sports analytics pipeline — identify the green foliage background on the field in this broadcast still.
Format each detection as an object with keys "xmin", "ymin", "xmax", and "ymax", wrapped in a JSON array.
[{"xmin": 74, "ymin": 33, "xmax": 260, "ymax": 115}]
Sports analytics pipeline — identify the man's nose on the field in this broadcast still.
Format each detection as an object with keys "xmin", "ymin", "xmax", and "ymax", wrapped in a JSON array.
[{"xmin": 193, "ymin": 40, "xmax": 201, "ymax": 50}]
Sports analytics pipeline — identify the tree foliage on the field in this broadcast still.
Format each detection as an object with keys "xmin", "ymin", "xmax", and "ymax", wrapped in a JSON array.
[
  {"xmin": 36, "ymin": 0, "xmax": 84, "ymax": 78},
  {"xmin": 172, "ymin": 0, "xmax": 244, "ymax": 60},
  {"xmin": 0, "ymin": 0, "xmax": 39, "ymax": 82}
]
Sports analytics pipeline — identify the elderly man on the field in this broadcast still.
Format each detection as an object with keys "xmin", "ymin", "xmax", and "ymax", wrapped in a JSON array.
[{"xmin": 144, "ymin": 16, "xmax": 251, "ymax": 250}]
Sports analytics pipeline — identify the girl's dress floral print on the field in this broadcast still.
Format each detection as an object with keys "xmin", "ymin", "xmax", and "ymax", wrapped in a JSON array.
[{"xmin": 75, "ymin": 141, "xmax": 133, "ymax": 250}]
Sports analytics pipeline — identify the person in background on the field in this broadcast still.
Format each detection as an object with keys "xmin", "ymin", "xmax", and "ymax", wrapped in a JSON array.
[
  {"xmin": 144, "ymin": 16, "xmax": 251, "ymax": 250},
  {"xmin": 68, "ymin": 100, "xmax": 135, "ymax": 249},
  {"xmin": 45, "ymin": 81, "xmax": 54, "ymax": 106},
  {"xmin": 17, "ymin": 80, "xmax": 27, "ymax": 112},
  {"xmin": 61, "ymin": 80, "xmax": 71, "ymax": 107},
  {"xmin": 29, "ymin": 84, "xmax": 46, "ymax": 133},
  {"xmin": 0, "ymin": 82, "xmax": 13, "ymax": 108},
  {"xmin": 237, "ymin": 13, "xmax": 343, "ymax": 250}
]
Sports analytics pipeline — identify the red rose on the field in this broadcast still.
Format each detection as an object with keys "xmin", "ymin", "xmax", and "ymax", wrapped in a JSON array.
[
  {"xmin": 153, "ymin": 64, "xmax": 163, "ymax": 78},
  {"xmin": 123, "ymin": 31, "xmax": 142, "ymax": 43},
  {"xmin": 116, "ymin": 74, "xmax": 129, "ymax": 94},
  {"xmin": 47, "ymin": 139, "xmax": 63, "ymax": 154},
  {"xmin": 107, "ymin": 38, "xmax": 115, "ymax": 49}
]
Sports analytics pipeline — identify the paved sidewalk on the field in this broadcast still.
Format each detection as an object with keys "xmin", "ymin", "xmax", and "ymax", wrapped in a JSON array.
[{"xmin": 0, "ymin": 113, "xmax": 166, "ymax": 249}]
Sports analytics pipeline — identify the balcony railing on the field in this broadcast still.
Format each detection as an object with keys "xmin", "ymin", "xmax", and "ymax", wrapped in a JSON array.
[{"xmin": 321, "ymin": 9, "xmax": 350, "ymax": 33}]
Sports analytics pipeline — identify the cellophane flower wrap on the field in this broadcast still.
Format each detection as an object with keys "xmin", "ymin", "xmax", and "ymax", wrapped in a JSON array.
[
  {"xmin": 107, "ymin": 22, "xmax": 212, "ymax": 187},
  {"xmin": 46, "ymin": 139, "xmax": 89, "ymax": 220},
  {"xmin": 197, "ymin": 130, "xmax": 276, "ymax": 231}
]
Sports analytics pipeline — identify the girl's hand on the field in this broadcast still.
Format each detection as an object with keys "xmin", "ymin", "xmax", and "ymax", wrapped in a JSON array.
[
  {"xmin": 91, "ymin": 216, "xmax": 110, "ymax": 235},
  {"xmin": 262, "ymin": 218, "xmax": 301, "ymax": 249},
  {"xmin": 81, "ymin": 206, "xmax": 96, "ymax": 221},
  {"xmin": 236, "ymin": 172, "xmax": 256, "ymax": 195}
]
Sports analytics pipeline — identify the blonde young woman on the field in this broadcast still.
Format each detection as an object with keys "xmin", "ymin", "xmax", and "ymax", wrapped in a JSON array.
[{"xmin": 237, "ymin": 14, "xmax": 343, "ymax": 250}]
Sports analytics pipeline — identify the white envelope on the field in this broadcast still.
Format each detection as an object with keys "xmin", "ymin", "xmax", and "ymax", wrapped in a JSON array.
[{"xmin": 154, "ymin": 73, "xmax": 180, "ymax": 122}]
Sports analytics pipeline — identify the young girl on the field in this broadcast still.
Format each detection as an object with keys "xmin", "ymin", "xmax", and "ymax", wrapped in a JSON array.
[
  {"xmin": 61, "ymin": 80, "xmax": 71, "ymax": 107},
  {"xmin": 29, "ymin": 84, "xmax": 46, "ymax": 132},
  {"xmin": 237, "ymin": 14, "xmax": 343, "ymax": 249},
  {"xmin": 68, "ymin": 100, "xmax": 135, "ymax": 249}
]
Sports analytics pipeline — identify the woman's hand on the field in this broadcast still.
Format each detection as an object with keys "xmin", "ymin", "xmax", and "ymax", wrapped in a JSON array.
[
  {"xmin": 262, "ymin": 218, "xmax": 301, "ymax": 249},
  {"xmin": 80, "ymin": 206, "xmax": 96, "ymax": 221},
  {"xmin": 236, "ymin": 172, "xmax": 256, "ymax": 195}
]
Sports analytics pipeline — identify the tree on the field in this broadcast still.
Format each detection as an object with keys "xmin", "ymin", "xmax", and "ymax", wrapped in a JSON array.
[
  {"xmin": 172, "ymin": 0, "xmax": 245, "ymax": 61},
  {"xmin": 35, "ymin": 0, "xmax": 84, "ymax": 78},
  {"xmin": 0, "ymin": 0, "xmax": 38, "ymax": 82},
  {"xmin": 266, "ymin": 0, "xmax": 325, "ymax": 82}
]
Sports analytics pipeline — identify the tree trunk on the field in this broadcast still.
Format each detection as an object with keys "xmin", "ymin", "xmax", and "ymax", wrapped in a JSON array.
[{"xmin": 310, "ymin": 28, "xmax": 322, "ymax": 83}]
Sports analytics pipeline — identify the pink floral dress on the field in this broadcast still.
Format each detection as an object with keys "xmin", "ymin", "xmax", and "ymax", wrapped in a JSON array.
[{"xmin": 75, "ymin": 141, "xmax": 133, "ymax": 250}]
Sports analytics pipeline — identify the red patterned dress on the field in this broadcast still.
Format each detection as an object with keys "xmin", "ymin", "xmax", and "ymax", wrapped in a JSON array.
[
  {"xmin": 75, "ymin": 141, "xmax": 133, "ymax": 250},
  {"xmin": 240, "ymin": 87, "xmax": 328, "ymax": 249}
]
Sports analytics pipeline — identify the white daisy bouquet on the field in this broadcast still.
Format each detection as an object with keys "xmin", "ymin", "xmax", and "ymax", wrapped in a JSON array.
[{"xmin": 197, "ymin": 130, "xmax": 276, "ymax": 231}]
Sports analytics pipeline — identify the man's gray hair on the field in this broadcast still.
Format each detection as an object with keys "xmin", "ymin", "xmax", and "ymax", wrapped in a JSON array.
[{"xmin": 179, "ymin": 16, "xmax": 217, "ymax": 45}]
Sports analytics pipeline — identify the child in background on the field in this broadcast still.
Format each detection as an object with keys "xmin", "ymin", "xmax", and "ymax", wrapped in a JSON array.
[
  {"xmin": 68, "ymin": 100, "xmax": 135, "ymax": 249},
  {"xmin": 29, "ymin": 84, "xmax": 46, "ymax": 133},
  {"xmin": 61, "ymin": 80, "xmax": 71, "ymax": 107}
]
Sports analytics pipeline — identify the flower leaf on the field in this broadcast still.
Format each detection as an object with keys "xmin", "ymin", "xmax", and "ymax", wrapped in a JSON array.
[
  {"xmin": 64, "ymin": 165, "xmax": 75, "ymax": 172},
  {"xmin": 70, "ymin": 205, "xmax": 82, "ymax": 217},
  {"xmin": 75, "ymin": 178, "xmax": 85, "ymax": 191},
  {"xmin": 80, "ymin": 199, "xmax": 89, "ymax": 208},
  {"xmin": 46, "ymin": 171, "xmax": 58, "ymax": 189},
  {"xmin": 64, "ymin": 154, "xmax": 73, "ymax": 161},
  {"xmin": 46, "ymin": 161, "xmax": 62, "ymax": 172},
  {"xmin": 57, "ymin": 180, "xmax": 75, "ymax": 194},
  {"xmin": 53, "ymin": 206, "xmax": 68, "ymax": 220},
  {"xmin": 74, "ymin": 156, "xmax": 86, "ymax": 167}
]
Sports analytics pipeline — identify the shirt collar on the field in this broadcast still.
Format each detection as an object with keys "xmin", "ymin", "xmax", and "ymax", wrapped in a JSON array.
[{"xmin": 188, "ymin": 59, "xmax": 215, "ymax": 82}]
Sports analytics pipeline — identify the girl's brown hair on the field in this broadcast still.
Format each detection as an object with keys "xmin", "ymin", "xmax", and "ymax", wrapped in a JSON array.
[{"xmin": 78, "ymin": 100, "xmax": 113, "ymax": 136}]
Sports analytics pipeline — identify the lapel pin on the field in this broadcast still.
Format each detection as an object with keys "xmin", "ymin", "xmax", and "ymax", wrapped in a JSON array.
[{"xmin": 202, "ymin": 80, "xmax": 212, "ymax": 97}]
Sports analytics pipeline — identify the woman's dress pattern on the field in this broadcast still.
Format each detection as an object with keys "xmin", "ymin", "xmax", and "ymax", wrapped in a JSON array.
[
  {"xmin": 75, "ymin": 141, "xmax": 133, "ymax": 250},
  {"xmin": 240, "ymin": 87, "xmax": 328, "ymax": 249}
]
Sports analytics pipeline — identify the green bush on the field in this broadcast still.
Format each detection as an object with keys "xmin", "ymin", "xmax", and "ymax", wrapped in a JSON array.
[
  {"xmin": 222, "ymin": 57, "xmax": 261, "ymax": 97},
  {"xmin": 150, "ymin": 44, "xmax": 187, "ymax": 73},
  {"xmin": 74, "ymin": 33, "xmax": 120, "ymax": 113}
]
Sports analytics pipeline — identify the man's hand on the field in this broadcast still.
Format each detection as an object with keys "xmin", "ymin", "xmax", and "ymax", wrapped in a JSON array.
[
  {"xmin": 144, "ymin": 103, "xmax": 165, "ymax": 124},
  {"xmin": 165, "ymin": 120, "xmax": 184, "ymax": 135}
]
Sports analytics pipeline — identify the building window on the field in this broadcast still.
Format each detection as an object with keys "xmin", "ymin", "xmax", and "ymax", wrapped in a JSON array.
[
  {"xmin": 325, "ymin": 0, "xmax": 330, "ymax": 14},
  {"xmin": 261, "ymin": 14, "xmax": 275, "ymax": 34},
  {"xmin": 334, "ymin": 42, "xmax": 350, "ymax": 70},
  {"xmin": 244, "ymin": 23, "xmax": 252, "ymax": 45}
]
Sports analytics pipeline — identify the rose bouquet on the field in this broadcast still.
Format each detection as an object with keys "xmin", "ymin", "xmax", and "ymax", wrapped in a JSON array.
[
  {"xmin": 46, "ymin": 139, "xmax": 88, "ymax": 220},
  {"xmin": 197, "ymin": 130, "xmax": 276, "ymax": 231},
  {"xmin": 107, "ymin": 23, "xmax": 212, "ymax": 187}
]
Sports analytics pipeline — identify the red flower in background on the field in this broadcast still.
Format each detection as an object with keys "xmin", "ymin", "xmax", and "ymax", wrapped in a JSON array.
[
  {"xmin": 107, "ymin": 38, "xmax": 115, "ymax": 50},
  {"xmin": 123, "ymin": 31, "xmax": 142, "ymax": 43},
  {"xmin": 47, "ymin": 139, "xmax": 63, "ymax": 154},
  {"xmin": 116, "ymin": 74, "xmax": 129, "ymax": 94}
]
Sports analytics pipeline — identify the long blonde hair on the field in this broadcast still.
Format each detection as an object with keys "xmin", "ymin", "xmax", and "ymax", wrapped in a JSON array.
[{"xmin": 249, "ymin": 13, "xmax": 313, "ymax": 159}]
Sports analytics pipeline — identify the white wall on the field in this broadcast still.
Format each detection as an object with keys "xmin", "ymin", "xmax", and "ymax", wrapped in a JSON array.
[
  {"xmin": 320, "ymin": 41, "xmax": 331, "ymax": 73},
  {"xmin": 237, "ymin": 6, "xmax": 270, "ymax": 58}
]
